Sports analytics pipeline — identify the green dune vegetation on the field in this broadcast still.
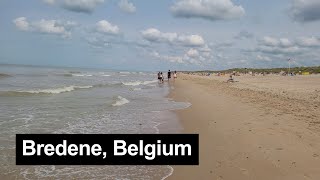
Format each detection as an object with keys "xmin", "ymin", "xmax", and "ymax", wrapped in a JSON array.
[{"xmin": 184, "ymin": 66, "xmax": 320, "ymax": 75}]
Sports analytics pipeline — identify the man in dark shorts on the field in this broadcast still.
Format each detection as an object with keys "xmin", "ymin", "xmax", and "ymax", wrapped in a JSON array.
[{"xmin": 167, "ymin": 70, "xmax": 171, "ymax": 81}]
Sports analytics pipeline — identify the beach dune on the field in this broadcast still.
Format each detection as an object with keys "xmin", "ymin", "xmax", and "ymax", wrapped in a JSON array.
[{"xmin": 169, "ymin": 74, "xmax": 320, "ymax": 180}]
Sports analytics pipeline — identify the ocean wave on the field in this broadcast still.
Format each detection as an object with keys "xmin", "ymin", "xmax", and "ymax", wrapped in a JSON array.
[
  {"xmin": 122, "ymin": 80, "xmax": 158, "ymax": 86},
  {"xmin": 21, "ymin": 85, "xmax": 93, "ymax": 94},
  {"xmin": 101, "ymin": 74, "xmax": 111, "ymax": 77},
  {"xmin": 112, "ymin": 96, "xmax": 130, "ymax": 106},
  {"xmin": 72, "ymin": 74, "xmax": 93, "ymax": 77},
  {"xmin": 122, "ymin": 81, "xmax": 141, "ymax": 86},
  {"xmin": 0, "ymin": 86, "xmax": 93, "ymax": 96},
  {"xmin": 0, "ymin": 73, "xmax": 11, "ymax": 78}
]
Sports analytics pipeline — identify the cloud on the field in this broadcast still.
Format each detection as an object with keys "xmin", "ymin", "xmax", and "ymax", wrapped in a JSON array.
[
  {"xmin": 150, "ymin": 51, "xmax": 184, "ymax": 64},
  {"xmin": 13, "ymin": 17, "xmax": 29, "ymax": 31},
  {"xmin": 296, "ymin": 36, "xmax": 320, "ymax": 47},
  {"xmin": 170, "ymin": 0, "xmax": 245, "ymax": 21},
  {"xmin": 260, "ymin": 36, "xmax": 294, "ymax": 48},
  {"xmin": 141, "ymin": 28, "xmax": 213, "ymax": 66},
  {"xmin": 234, "ymin": 30, "xmax": 254, "ymax": 39},
  {"xmin": 86, "ymin": 36, "xmax": 111, "ymax": 48},
  {"xmin": 13, "ymin": 17, "xmax": 77, "ymax": 38},
  {"xmin": 186, "ymin": 48, "xmax": 199, "ymax": 58},
  {"xmin": 256, "ymin": 37, "xmax": 300, "ymax": 55},
  {"xmin": 118, "ymin": 0, "xmax": 136, "ymax": 13},
  {"xmin": 248, "ymin": 36, "xmax": 320, "ymax": 61},
  {"xmin": 42, "ymin": 0, "xmax": 105, "ymax": 13},
  {"xmin": 148, "ymin": 47, "xmax": 212, "ymax": 65},
  {"xmin": 256, "ymin": 54, "xmax": 271, "ymax": 61},
  {"xmin": 290, "ymin": 0, "xmax": 320, "ymax": 22},
  {"xmin": 95, "ymin": 20, "xmax": 120, "ymax": 35},
  {"xmin": 141, "ymin": 28, "xmax": 205, "ymax": 46}
]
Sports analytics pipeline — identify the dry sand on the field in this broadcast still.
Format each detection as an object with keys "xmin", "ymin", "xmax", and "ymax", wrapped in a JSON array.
[{"xmin": 168, "ymin": 74, "xmax": 320, "ymax": 180}]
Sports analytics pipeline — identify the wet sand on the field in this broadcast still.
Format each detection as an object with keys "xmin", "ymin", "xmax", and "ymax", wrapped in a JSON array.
[{"xmin": 168, "ymin": 74, "xmax": 320, "ymax": 180}]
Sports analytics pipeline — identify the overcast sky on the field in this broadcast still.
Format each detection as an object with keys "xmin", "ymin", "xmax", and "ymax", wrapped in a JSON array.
[{"xmin": 0, "ymin": 0, "xmax": 320, "ymax": 71}]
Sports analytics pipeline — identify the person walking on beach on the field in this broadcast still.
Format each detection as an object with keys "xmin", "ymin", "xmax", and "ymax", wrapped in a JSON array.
[
  {"xmin": 157, "ymin": 72, "xmax": 162, "ymax": 83},
  {"xmin": 160, "ymin": 72, "xmax": 164, "ymax": 83},
  {"xmin": 173, "ymin": 71, "xmax": 177, "ymax": 79},
  {"xmin": 168, "ymin": 70, "xmax": 171, "ymax": 81}
]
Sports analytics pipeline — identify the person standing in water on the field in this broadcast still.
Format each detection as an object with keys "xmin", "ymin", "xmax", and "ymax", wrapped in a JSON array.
[
  {"xmin": 173, "ymin": 71, "xmax": 177, "ymax": 79},
  {"xmin": 157, "ymin": 72, "xmax": 162, "ymax": 83},
  {"xmin": 160, "ymin": 72, "xmax": 164, "ymax": 83},
  {"xmin": 167, "ymin": 70, "xmax": 171, "ymax": 81}
]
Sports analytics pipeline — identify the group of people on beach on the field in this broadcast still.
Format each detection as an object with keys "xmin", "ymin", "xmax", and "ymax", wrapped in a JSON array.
[{"xmin": 157, "ymin": 70, "xmax": 177, "ymax": 83}]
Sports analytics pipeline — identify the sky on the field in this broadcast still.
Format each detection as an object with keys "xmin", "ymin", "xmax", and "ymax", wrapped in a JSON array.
[{"xmin": 0, "ymin": 0, "xmax": 320, "ymax": 71}]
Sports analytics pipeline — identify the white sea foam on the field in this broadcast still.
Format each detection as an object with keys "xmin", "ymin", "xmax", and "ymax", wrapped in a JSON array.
[
  {"xmin": 18, "ymin": 86, "xmax": 93, "ymax": 94},
  {"xmin": 142, "ymin": 80, "xmax": 158, "ymax": 85},
  {"xmin": 122, "ymin": 81, "xmax": 142, "ymax": 86},
  {"xmin": 102, "ymin": 74, "xmax": 111, "ymax": 77},
  {"xmin": 72, "ymin": 74, "xmax": 93, "ymax": 77},
  {"xmin": 122, "ymin": 80, "xmax": 157, "ymax": 86},
  {"xmin": 112, "ymin": 96, "xmax": 130, "ymax": 106}
]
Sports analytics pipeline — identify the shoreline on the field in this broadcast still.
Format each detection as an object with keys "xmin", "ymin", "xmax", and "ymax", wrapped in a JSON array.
[{"xmin": 168, "ymin": 74, "xmax": 320, "ymax": 179}]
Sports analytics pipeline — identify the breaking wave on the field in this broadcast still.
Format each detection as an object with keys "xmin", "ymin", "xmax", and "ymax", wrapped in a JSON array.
[
  {"xmin": 122, "ymin": 80, "xmax": 158, "ymax": 86},
  {"xmin": 112, "ymin": 96, "xmax": 130, "ymax": 106},
  {"xmin": 0, "ymin": 86, "xmax": 93, "ymax": 96},
  {"xmin": 0, "ymin": 73, "xmax": 11, "ymax": 78}
]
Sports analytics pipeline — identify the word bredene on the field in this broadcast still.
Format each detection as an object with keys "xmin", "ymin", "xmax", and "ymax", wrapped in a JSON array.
[
  {"xmin": 114, "ymin": 140, "xmax": 191, "ymax": 160},
  {"xmin": 23, "ymin": 140, "xmax": 102, "ymax": 157}
]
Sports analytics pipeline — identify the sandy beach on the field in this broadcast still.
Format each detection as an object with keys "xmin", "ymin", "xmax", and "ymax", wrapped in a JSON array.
[{"xmin": 169, "ymin": 74, "xmax": 320, "ymax": 180}]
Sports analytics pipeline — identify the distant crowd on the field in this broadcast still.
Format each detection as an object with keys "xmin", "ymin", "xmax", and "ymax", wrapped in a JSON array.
[{"xmin": 157, "ymin": 70, "xmax": 177, "ymax": 83}]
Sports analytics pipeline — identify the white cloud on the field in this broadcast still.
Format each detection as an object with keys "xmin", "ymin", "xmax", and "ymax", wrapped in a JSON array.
[
  {"xmin": 186, "ymin": 48, "xmax": 199, "ymax": 58},
  {"xmin": 13, "ymin": 17, "xmax": 76, "ymax": 38},
  {"xmin": 261, "ymin": 36, "xmax": 279, "ymax": 46},
  {"xmin": 170, "ymin": 0, "xmax": 245, "ymax": 21},
  {"xmin": 118, "ymin": 0, "xmax": 136, "ymax": 13},
  {"xmin": 141, "ymin": 28, "xmax": 177, "ymax": 43},
  {"xmin": 95, "ymin": 20, "xmax": 120, "ymax": 35},
  {"xmin": 177, "ymin": 34, "xmax": 205, "ymax": 46},
  {"xmin": 257, "ymin": 44, "xmax": 301, "ymax": 55},
  {"xmin": 141, "ymin": 28, "xmax": 205, "ymax": 46},
  {"xmin": 290, "ymin": 0, "xmax": 320, "ymax": 22},
  {"xmin": 260, "ymin": 37, "xmax": 293, "ymax": 47},
  {"xmin": 297, "ymin": 36, "xmax": 320, "ymax": 47},
  {"xmin": 33, "ymin": 20, "xmax": 66, "ymax": 35},
  {"xmin": 257, "ymin": 55, "xmax": 271, "ymax": 61},
  {"xmin": 150, "ymin": 51, "xmax": 184, "ymax": 64},
  {"xmin": 252, "ymin": 36, "xmax": 320, "ymax": 59},
  {"xmin": 149, "ymin": 47, "xmax": 211, "ymax": 65},
  {"xmin": 42, "ymin": 0, "xmax": 105, "ymax": 13},
  {"xmin": 13, "ymin": 17, "xmax": 29, "ymax": 31}
]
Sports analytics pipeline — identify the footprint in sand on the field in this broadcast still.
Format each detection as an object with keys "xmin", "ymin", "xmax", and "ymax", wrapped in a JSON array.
[
  {"xmin": 240, "ymin": 168, "xmax": 249, "ymax": 175},
  {"xmin": 216, "ymin": 161, "xmax": 222, "ymax": 168},
  {"xmin": 313, "ymin": 153, "xmax": 319, "ymax": 158},
  {"xmin": 217, "ymin": 175, "xmax": 224, "ymax": 180}
]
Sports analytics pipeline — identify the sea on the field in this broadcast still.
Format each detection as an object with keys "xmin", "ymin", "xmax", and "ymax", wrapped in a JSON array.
[{"xmin": 0, "ymin": 64, "xmax": 190, "ymax": 179}]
